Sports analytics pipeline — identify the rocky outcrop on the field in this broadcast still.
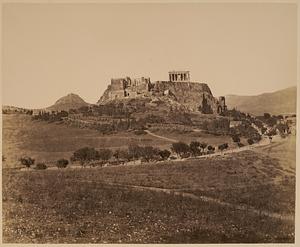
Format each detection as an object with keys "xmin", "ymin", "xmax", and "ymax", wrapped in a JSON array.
[
  {"xmin": 98, "ymin": 76, "xmax": 226, "ymax": 114},
  {"xmin": 151, "ymin": 81, "xmax": 218, "ymax": 112}
]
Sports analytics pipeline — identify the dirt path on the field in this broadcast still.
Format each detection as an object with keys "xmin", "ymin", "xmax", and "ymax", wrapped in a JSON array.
[
  {"xmin": 75, "ymin": 179, "xmax": 294, "ymax": 223},
  {"xmin": 144, "ymin": 130, "xmax": 177, "ymax": 142},
  {"xmin": 144, "ymin": 130, "xmax": 283, "ymax": 161}
]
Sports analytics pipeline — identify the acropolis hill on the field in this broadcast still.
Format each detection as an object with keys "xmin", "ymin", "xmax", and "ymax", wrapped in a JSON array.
[{"xmin": 98, "ymin": 71, "xmax": 227, "ymax": 114}]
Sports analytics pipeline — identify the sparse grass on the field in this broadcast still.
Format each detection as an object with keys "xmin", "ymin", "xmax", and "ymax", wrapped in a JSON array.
[
  {"xmin": 2, "ymin": 114, "xmax": 295, "ymax": 243},
  {"xmin": 18, "ymin": 148, "xmax": 292, "ymax": 215},
  {"xmin": 2, "ymin": 168, "xmax": 294, "ymax": 243}
]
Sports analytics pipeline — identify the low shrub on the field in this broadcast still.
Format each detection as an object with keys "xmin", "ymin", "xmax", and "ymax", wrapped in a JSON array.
[
  {"xmin": 218, "ymin": 143, "xmax": 229, "ymax": 151},
  {"xmin": 133, "ymin": 130, "xmax": 147, "ymax": 135},
  {"xmin": 247, "ymin": 139, "xmax": 254, "ymax": 145},
  {"xmin": 158, "ymin": 149, "xmax": 171, "ymax": 160},
  {"xmin": 19, "ymin": 156, "xmax": 35, "ymax": 168},
  {"xmin": 35, "ymin": 163, "xmax": 47, "ymax": 170},
  {"xmin": 207, "ymin": 145, "xmax": 215, "ymax": 153},
  {"xmin": 181, "ymin": 153, "xmax": 190, "ymax": 159},
  {"xmin": 237, "ymin": 142, "xmax": 245, "ymax": 148},
  {"xmin": 56, "ymin": 159, "xmax": 69, "ymax": 168},
  {"xmin": 171, "ymin": 141, "xmax": 191, "ymax": 158}
]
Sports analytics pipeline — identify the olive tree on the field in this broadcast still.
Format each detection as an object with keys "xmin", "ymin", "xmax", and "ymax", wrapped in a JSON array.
[{"xmin": 20, "ymin": 156, "xmax": 35, "ymax": 168}]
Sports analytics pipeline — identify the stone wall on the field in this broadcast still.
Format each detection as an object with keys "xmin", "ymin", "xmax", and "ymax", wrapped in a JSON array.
[{"xmin": 99, "ymin": 76, "xmax": 151, "ymax": 102}]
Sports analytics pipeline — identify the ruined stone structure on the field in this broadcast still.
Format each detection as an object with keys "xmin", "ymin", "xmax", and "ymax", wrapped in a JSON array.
[
  {"xmin": 103, "ymin": 77, "xmax": 152, "ymax": 100},
  {"xmin": 98, "ymin": 71, "xmax": 226, "ymax": 114},
  {"xmin": 169, "ymin": 71, "xmax": 190, "ymax": 82},
  {"xmin": 217, "ymin": 96, "xmax": 227, "ymax": 114}
]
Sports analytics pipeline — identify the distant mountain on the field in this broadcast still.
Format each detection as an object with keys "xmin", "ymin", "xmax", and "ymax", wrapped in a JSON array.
[
  {"xmin": 47, "ymin": 93, "xmax": 90, "ymax": 112},
  {"xmin": 226, "ymin": 86, "xmax": 297, "ymax": 116}
]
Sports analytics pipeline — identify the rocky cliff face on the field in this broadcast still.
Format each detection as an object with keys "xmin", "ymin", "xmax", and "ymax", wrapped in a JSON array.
[
  {"xmin": 98, "ymin": 86, "xmax": 112, "ymax": 104},
  {"xmin": 98, "ymin": 79, "xmax": 225, "ymax": 114},
  {"xmin": 151, "ymin": 81, "xmax": 218, "ymax": 112}
]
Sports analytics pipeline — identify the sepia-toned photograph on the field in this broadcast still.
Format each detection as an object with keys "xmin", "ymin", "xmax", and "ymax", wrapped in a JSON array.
[{"xmin": 1, "ymin": 1, "xmax": 298, "ymax": 244}]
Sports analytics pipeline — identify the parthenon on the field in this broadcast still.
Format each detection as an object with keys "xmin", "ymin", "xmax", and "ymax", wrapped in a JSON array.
[{"xmin": 169, "ymin": 71, "xmax": 190, "ymax": 82}]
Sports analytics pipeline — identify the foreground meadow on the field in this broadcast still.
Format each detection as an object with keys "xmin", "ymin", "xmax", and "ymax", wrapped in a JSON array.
[
  {"xmin": 2, "ymin": 114, "xmax": 170, "ymax": 167},
  {"xmin": 2, "ymin": 114, "xmax": 295, "ymax": 243},
  {"xmin": 3, "ymin": 114, "xmax": 236, "ymax": 167},
  {"xmin": 3, "ymin": 137, "xmax": 295, "ymax": 243}
]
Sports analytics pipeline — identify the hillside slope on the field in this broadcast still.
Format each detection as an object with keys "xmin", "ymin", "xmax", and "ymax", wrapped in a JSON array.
[
  {"xmin": 226, "ymin": 86, "xmax": 297, "ymax": 116},
  {"xmin": 47, "ymin": 93, "xmax": 90, "ymax": 111}
]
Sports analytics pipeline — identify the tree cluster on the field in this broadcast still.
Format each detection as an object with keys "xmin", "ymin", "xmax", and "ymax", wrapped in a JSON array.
[
  {"xmin": 70, "ymin": 147, "xmax": 111, "ymax": 167},
  {"xmin": 230, "ymin": 122, "xmax": 261, "ymax": 143},
  {"xmin": 70, "ymin": 145, "xmax": 172, "ymax": 167},
  {"xmin": 76, "ymin": 103, "xmax": 132, "ymax": 118},
  {"xmin": 91, "ymin": 118, "xmax": 146, "ymax": 134},
  {"xmin": 32, "ymin": 110, "xmax": 68, "ymax": 122},
  {"xmin": 3, "ymin": 108, "xmax": 33, "ymax": 115},
  {"xmin": 171, "ymin": 141, "xmax": 217, "ymax": 158},
  {"xmin": 201, "ymin": 118, "xmax": 230, "ymax": 135},
  {"xmin": 167, "ymin": 111, "xmax": 193, "ymax": 125},
  {"xmin": 257, "ymin": 113, "xmax": 283, "ymax": 127},
  {"xmin": 222, "ymin": 108, "xmax": 247, "ymax": 121}
]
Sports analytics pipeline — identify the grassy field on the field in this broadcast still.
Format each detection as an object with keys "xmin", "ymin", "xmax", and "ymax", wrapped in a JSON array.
[
  {"xmin": 2, "ymin": 165, "xmax": 294, "ymax": 243},
  {"xmin": 2, "ymin": 114, "xmax": 295, "ymax": 243},
  {"xmin": 2, "ymin": 114, "xmax": 171, "ymax": 167},
  {"xmin": 2, "ymin": 114, "xmax": 239, "ymax": 167}
]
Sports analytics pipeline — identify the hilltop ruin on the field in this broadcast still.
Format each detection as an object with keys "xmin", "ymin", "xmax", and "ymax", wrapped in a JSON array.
[{"xmin": 98, "ymin": 71, "xmax": 227, "ymax": 114}]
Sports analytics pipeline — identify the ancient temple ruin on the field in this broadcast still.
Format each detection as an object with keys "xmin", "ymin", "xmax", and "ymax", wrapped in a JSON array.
[{"xmin": 169, "ymin": 71, "xmax": 190, "ymax": 82}]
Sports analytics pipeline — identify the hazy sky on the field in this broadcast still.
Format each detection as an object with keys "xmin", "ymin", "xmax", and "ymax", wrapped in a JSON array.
[{"xmin": 2, "ymin": 3, "xmax": 297, "ymax": 108}]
